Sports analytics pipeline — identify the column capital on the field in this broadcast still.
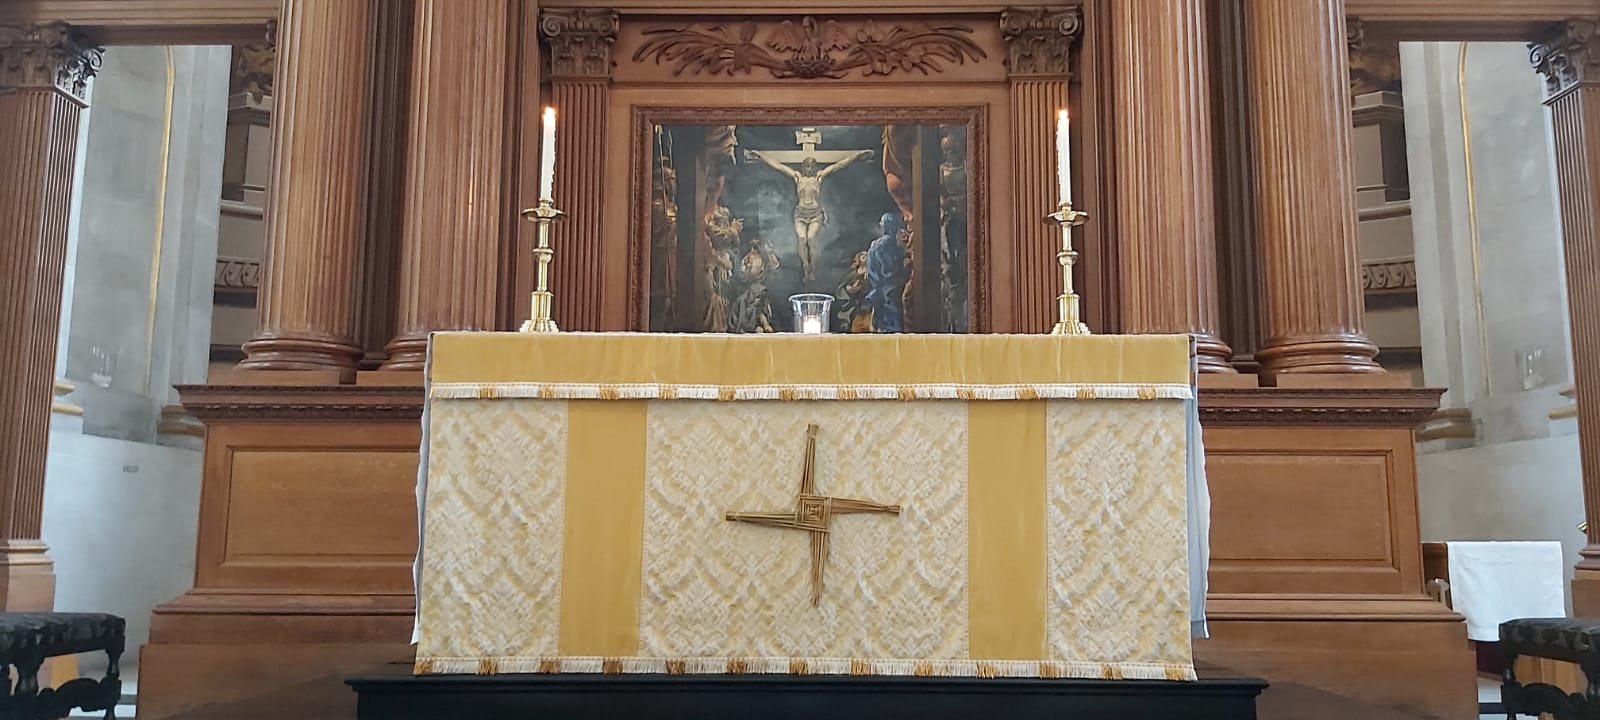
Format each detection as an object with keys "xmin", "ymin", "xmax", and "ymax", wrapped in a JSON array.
[
  {"xmin": 0, "ymin": 22, "xmax": 102, "ymax": 100},
  {"xmin": 999, "ymin": 6, "xmax": 1082, "ymax": 79},
  {"xmin": 1347, "ymin": 16, "xmax": 1400, "ymax": 96},
  {"xmin": 540, "ymin": 8, "xmax": 619, "ymax": 80},
  {"xmin": 1532, "ymin": 19, "xmax": 1600, "ymax": 99}
]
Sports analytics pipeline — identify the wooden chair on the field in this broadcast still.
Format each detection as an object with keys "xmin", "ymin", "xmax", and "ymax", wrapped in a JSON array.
[
  {"xmin": 1501, "ymin": 618, "xmax": 1600, "ymax": 720},
  {"xmin": 0, "ymin": 612, "xmax": 124, "ymax": 720}
]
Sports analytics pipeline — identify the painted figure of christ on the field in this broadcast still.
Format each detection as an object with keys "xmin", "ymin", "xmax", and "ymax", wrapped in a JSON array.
[{"xmin": 744, "ymin": 147, "xmax": 876, "ymax": 282}]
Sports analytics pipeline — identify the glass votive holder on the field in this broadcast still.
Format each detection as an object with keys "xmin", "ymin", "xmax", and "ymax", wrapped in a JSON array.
[{"xmin": 790, "ymin": 293, "xmax": 832, "ymax": 334}]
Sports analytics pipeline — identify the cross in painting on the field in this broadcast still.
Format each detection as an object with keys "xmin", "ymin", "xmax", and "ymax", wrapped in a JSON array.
[
  {"xmin": 724, "ymin": 423, "xmax": 901, "ymax": 607},
  {"xmin": 743, "ymin": 128, "xmax": 877, "ymax": 281}
]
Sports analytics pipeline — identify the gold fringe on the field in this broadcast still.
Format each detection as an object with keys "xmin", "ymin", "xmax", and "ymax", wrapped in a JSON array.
[
  {"xmin": 602, "ymin": 658, "xmax": 624, "ymax": 674},
  {"xmin": 1137, "ymin": 386, "xmax": 1158, "ymax": 400},
  {"xmin": 476, "ymin": 386, "xmax": 496, "ymax": 399},
  {"xmin": 1101, "ymin": 665, "xmax": 1124, "ymax": 680},
  {"xmin": 1165, "ymin": 666, "xmax": 1190, "ymax": 681},
  {"xmin": 1016, "ymin": 387, "xmax": 1040, "ymax": 401},
  {"xmin": 660, "ymin": 385, "xmax": 679, "ymax": 400},
  {"xmin": 1075, "ymin": 387, "xmax": 1097, "ymax": 400},
  {"xmin": 727, "ymin": 658, "xmax": 749, "ymax": 674},
  {"xmin": 414, "ymin": 658, "xmax": 436, "ymax": 675},
  {"xmin": 956, "ymin": 387, "xmax": 977, "ymax": 400},
  {"xmin": 913, "ymin": 661, "xmax": 935, "ymax": 677},
  {"xmin": 598, "ymin": 386, "xmax": 622, "ymax": 400},
  {"xmin": 537, "ymin": 386, "xmax": 558, "ymax": 399},
  {"xmin": 718, "ymin": 387, "xmax": 737, "ymax": 402},
  {"xmin": 665, "ymin": 660, "xmax": 687, "ymax": 675},
  {"xmin": 537, "ymin": 659, "xmax": 561, "ymax": 674},
  {"xmin": 975, "ymin": 662, "xmax": 998, "ymax": 679},
  {"xmin": 850, "ymin": 659, "xmax": 872, "ymax": 676},
  {"xmin": 477, "ymin": 659, "xmax": 499, "ymax": 675},
  {"xmin": 789, "ymin": 659, "xmax": 810, "ymax": 675},
  {"xmin": 1038, "ymin": 663, "xmax": 1064, "ymax": 679},
  {"xmin": 896, "ymin": 386, "xmax": 917, "ymax": 401},
  {"xmin": 778, "ymin": 387, "xmax": 799, "ymax": 401},
  {"xmin": 839, "ymin": 387, "xmax": 859, "ymax": 401}
]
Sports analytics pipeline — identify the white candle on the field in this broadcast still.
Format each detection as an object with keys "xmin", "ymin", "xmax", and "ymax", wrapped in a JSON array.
[
  {"xmin": 1056, "ymin": 109, "xmax": 1072, "ymax": 204},
  {"xmin": 801, "ymin": 317, "xmax": 823, "ymax": 334},
  {"xmin": 539, "ymin": 107, "xmax": 557, "ymax": 201}
]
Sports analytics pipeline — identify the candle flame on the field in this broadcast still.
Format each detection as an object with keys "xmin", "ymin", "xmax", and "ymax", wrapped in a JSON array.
[
  {"xmin": 544, "ymin": 106, "xmax": 556, "ymax": 121},
  {"xmin": 1058, "ymin": 109, "xmax": 1069, "ymax": 122}
]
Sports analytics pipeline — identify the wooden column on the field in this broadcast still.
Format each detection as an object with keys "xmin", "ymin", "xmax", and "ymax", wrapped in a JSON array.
[
  {"xmin": 239, "ymin": 0, "xmax": 377, "ymax": 375},
  {"xmin": 1001, "ymin": 7, "xmax": 1080, "ymax": 334},
  {"xmin": 1243, "ymin": 0, "xmax": 1380, "ymax": 377},
  {"xmin": 1533, "ymin": 20, "xmax": 1600, "ymax": 613},
  {"xmin": 1209, "ymin": 0, "xmax": 1261, "ymax": 372},
  {"xmin": 383, "ymin": 0, "xmax": 511, "ymax": 369},
  {"xmin": 541, "ymin": 8, "xmax": 616, "ymax": 331},
  {"xmin": 354, "ymin": 0, "xmax": 413, "ymax": 370},
  {"xmin": 1109, "ymin": 0, "xmax": 1232, "ymax": 372},
  {"xmin": 0, "ymin": 22, "xmax": 98, "ymax": 609}
]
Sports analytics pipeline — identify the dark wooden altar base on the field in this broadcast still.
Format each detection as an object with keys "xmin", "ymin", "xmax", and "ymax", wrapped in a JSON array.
[{"xmin": 345, "ymin": 672, "xmax": 1267, "ymax": 720}]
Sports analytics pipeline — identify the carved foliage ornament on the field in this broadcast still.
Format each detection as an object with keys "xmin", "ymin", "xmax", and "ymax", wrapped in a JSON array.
[
  {"xmin": 633, "ymin": 17, "xmax": 986, "ymax": 80},
  {"xmin": 1531, "ymin": 19, "xmax": 1600, "ymax": 98},
  {"xmin": 0, "ymin": 22, "xmax": 103, "ymax": 98},
  {"xmin": 542, "ymin": 8, "xmax": 620, "ymax": 79},
  {"xmin": 999, "ymin": 7, "xmax": 1081, "ymax": 78},
  {"xmin": 1346, "ymin": 16, "xmax": 1399, "ymax": 97}
]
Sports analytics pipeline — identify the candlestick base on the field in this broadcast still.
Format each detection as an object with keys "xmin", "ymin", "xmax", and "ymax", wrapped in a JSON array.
[
  {"xmin": 1043, "ymin": 203, "xmax": 1092, "ymax": 336},
  {"xmin": 520, "ymin": 199, "xmax": 566, "ymax": 334}
]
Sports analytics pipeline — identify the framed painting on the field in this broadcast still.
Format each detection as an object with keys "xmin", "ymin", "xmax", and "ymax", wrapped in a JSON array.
[{"xmin": 633, "ymin": 106, "xmax": 986, "ymax": 334}]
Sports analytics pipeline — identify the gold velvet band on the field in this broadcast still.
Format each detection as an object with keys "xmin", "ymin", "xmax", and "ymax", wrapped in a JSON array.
[
  {"xmin": 557, "ymin": 401, "xmax": 647, "ymax": 657},
  {"xmin": 429, "ymin": 333, "xmax": 1192, "ymax": 387},
  {"xmin": 967, "ymin": 401, "xmax": 1048, "ymax": 660}
]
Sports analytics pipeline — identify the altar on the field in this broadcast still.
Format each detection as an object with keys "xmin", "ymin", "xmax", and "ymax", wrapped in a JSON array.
[{"xmin": 408, "ymin": 332, "xmax": 1211, "ymax": 683}]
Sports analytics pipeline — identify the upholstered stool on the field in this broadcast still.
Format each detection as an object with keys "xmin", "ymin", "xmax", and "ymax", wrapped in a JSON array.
[
  {"xmin": 0, "ymin": 612, "xmax": 124, "ymax": 719},
  {"xmin": 1501, "ymin": 618, "xmax": 1600, "ymax": 720}
]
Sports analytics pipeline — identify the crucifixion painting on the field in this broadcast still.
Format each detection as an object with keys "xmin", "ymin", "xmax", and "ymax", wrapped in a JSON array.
[
  {"xmin": 744, "ymin": 127, "xmax": 876, "ymax": 282},
  {"xmin": 725, "ymin": 423, "xmax": 901, "ymax": 607}
]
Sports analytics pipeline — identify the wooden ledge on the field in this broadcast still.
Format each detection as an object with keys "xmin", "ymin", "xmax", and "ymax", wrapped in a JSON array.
[
  {"xmin": 1199, "ymin": 386, "xmax": 1443, "ymax": 427},
  {"xmin": 175, "ymin": 383, "xmax": 423, "ymax": 422}
]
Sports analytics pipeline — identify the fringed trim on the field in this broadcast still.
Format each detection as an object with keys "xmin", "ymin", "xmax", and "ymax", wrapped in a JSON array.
[
  {"xmin": 412, "ymin": 656, "xmax": 1197, "ymax": 682},
  {"xmin": 430, "ymin": 383, "xmax": 1195, "ymax": 402}
]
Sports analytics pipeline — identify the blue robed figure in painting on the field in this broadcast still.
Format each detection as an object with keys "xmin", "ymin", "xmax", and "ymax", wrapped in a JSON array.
[{"xmin": 866, "ymin": 211, "xmax": 910, "ymax": 333}]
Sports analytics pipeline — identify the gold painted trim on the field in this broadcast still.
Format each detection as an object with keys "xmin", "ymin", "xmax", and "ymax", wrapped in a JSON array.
[
  {"xmin": 144, "ymin": 47, "xmax": 176, "ymax": 395},
  {"xmin": 1458, "ymin": 42, "xmax": 1492, "ymax": 398},
  {"xmin": 412, "ymin": 655, "xmax": 1196, "ymax": 681},
  {"xmin": 1551, "ymin": 405, "xmax": 1578, "ymax": 421},
  {"xmin": 52, "ymin": 378, "xmax": 83, "ymax": 416}
]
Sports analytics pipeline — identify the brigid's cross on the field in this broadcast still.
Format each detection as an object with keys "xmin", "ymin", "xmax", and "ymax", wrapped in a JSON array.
[{"xmin": 725, "ymin": 423, "xmax": 901, "ymax": 607}]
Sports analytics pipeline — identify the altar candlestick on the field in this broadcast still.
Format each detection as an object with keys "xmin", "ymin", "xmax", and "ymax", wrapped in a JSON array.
[
  {"xmin": 1056, "ymin": 109, "xmax": 1072, "ymax": 203},
  {"xmin": 539, "ymin": 107, "xmax": 557, "ymax": 201}
]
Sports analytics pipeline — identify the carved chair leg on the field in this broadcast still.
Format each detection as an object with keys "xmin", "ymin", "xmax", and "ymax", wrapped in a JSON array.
[{"xmin": 1503, "ymin": 650, "xmax": 1521, "ymax": 720}]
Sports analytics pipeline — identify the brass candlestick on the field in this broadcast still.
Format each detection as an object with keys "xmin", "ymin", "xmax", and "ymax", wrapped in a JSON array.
[
  {"xmin": 1043, "ymin": 202, "xmax": 1091, "ymax": 336},
  {"xmin": 520, "ymin": 198, "xmax": 565, "ymax": 333}
]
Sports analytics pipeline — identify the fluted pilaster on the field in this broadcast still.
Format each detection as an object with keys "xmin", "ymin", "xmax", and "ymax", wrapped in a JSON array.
[
  {"xmin": 542, "ymin": 8, "xmax": 616, "ymax": 331},
  {"xmin": 383, "ymin": 0, "xmax": 510, "ymax": 369},
  {"xmin": 354, "ymin": 0, "xmax": 412, "ymax": 370},
  {"xmin": 1244, "ymin": 0, "xmax": 1380, "ymax": 377},
  {"xmin": 1001, "ymin": 7, "xmax": 1080, "ymax": 334},
  {"xmin": 1533, "ymin": 20, "xmax": 1600, "ymax": 589},
  {"xmin": 1110, "ymin": 0, "xmax": 1232, "ymax": 371},
  {"xmin": 239, "ymin": 0, "xmax": 376, "ymax": 373},
  {"xmin": 0, "ymin": 21, "xmax": 99, "ymax": 608},
  {"xmin": 1209, "ymin": 0, "xmax": 1260, "ymax": 372}
]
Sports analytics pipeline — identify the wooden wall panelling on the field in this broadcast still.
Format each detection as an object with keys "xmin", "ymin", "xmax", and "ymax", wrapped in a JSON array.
[
  {"xmin": 1533, "ymin": 20, "xmax": 1600, "ymax": 615},
  {"xmin": 0, "ymin": 20, "xmax": 95, "ymax": 612},
  {"xmin": 1001, "ymin": 6, "xmax": 1079, "ymax": 335},
  {"xmin": 139, "ymin": 384, "xmax": 422, "ymax": 718}
]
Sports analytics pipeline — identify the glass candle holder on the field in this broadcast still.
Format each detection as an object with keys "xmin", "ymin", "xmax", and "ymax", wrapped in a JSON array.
[{"xmin": 790, "ymin": 294, "xmax": 832, "ymax": 334}]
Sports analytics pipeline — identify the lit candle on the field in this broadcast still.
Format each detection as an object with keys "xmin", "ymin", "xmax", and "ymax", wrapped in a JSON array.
[
  {"xmin": 539, "ymin": 107, "xmax": 557, "ymax": 201},
  {"xmin": 1056, "ymin": 109, "xmax": 1072, "ymax": 204},
  {"xmin": 801, "ymin": 317, "xmax": 823, "ymax": 335}
]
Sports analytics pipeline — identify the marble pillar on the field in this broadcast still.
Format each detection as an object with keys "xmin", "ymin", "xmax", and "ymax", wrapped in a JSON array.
[
  {"xmin": 1109, "ymin": 0, "xmax": 1233, "ymax": 372},
  {"xmin": 1244, "ymin": 0, "xmax": 1382, "ymax": 377},
  {"xmin": 1532, "ymin": 20, "xmax": 1600, "ymax": 613},
  {"xmin": 239, "ymin": 0, "xmax": 377, "ymax": 374},
  {"xmin": 383, "ymin": 0, "xmax": 511, "ymax": 370},
  {"xmin": 0, "ymin": 22, "xmax": 100, "ymax": 609},
  {"xmin": 541, "ymin": 8, "xmax": 617, "ymax": 332}
]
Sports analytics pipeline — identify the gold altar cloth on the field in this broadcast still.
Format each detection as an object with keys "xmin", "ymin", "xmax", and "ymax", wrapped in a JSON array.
[{"xmin": 414, "ymin": 333, "xmax": 1197, "ymax": 681}]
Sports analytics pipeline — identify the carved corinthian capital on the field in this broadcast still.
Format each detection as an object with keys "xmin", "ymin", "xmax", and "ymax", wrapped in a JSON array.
[
  {"xmin": 541, "ymin": 8, "xmax": 620, "ymax": 79},
  {"xmin": 1532, "ymin": 20, "xmax": 1600, "ymax": 98},
  {"xmin": 0, "ymin": 22, "xmax": 102, "ymax": 99},
  {"xmin": 1000, "ymin": 6, "xmax": 1082, "ymax": 78}
]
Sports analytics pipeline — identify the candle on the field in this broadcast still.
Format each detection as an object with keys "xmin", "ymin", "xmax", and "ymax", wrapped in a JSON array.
[
  {"xmin": 539, "ymin": 107, "xmax": 557, "ymax": 201},
  {"xmin": 1056, "ymin": 109, "xmax": 1072, "ymax": 204},
  {"xmin": 801, "ymin": 317, "xmax": 823, "ymax": 335}
]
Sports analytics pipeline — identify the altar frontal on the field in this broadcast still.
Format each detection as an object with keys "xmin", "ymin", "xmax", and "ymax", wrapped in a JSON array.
[{"xmin": 413, "ymin": 333, "xmax": 1202, "ymax": 681}]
